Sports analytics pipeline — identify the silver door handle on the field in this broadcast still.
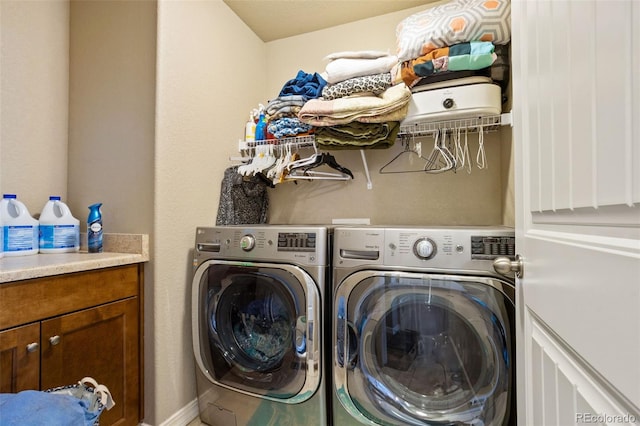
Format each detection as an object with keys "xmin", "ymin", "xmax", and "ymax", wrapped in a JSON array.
[
  {"xmin": 26, "ymin": 342, "xmax": 39, "ymax": 353},
  {"xmin": 493, "ymin": 255, "xmax": 524, "ymax": 278},
  {"xmin": 49, "ymin": 335, "xmax": 61, "ymax": 346}
]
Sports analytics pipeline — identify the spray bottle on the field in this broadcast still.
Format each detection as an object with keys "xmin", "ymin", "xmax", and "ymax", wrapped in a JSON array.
[
  {"xmin": 254, "ymin": 104, "xmax": 267, "ymax": 141},
  {"xmin": 87, "ymin": 203, "xmax": 103, "ymax": 253}
]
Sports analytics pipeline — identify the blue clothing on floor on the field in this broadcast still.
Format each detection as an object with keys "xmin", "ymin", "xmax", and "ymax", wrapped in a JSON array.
[{"xmin": 0, "ymin": 390, "xmax": 100, "ymax": 426}]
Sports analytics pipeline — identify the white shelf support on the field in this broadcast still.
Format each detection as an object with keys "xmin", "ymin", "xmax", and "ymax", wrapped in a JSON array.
[{"xmin": 360, "ymin": 149, "xmax": 373, "ymax": 190}]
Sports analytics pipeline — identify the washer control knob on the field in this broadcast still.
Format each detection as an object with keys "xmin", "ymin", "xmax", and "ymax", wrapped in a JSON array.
[
  {"xmin": 414, "ymin": 238, "xmax": 436, "ymax": 260},
  {"xmin": 240, "ymin": 235, "xmax": 256, "ymax": 251},
  {"xmin": 443, "ymin": 98, "xmax": 455, "ymax": 109}
]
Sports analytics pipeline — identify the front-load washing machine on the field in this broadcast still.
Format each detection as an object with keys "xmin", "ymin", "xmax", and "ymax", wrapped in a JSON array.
[
  {"xmin": 332, "ymin": 226, "xmax": 516, "ymax": 426},
  {"xmin": 192, "ymin": 225, "xmax": 330, "ymax": 426}
]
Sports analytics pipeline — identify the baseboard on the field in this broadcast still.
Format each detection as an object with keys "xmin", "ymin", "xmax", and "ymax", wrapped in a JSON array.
[{"xmin": 139, "ymin": 397, "xmax": 200, "ymax": 426}]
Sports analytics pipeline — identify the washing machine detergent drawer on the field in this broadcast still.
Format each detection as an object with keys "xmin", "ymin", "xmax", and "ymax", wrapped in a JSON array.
[{"xmin": 402, "ymin": 83, "xmax": 502, "ymax": 125}]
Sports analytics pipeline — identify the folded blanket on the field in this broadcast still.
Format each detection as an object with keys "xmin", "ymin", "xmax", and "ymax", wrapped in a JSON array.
[
  {"xmin": 396, "ymin": 0, "xmax": 511, "ymax": 62},
  {"xmin": 400, "ymin": 41, "xmax": 497, "ymax": 87},
  {"xmin": 322, "ymin": 73, "xmax": 392, "ymax": 100},
  {"xmin": 278, "ymin": 70, "xmax": 327, "ymax": 99},
  {"xmin": 325, "ymin": 55, "xmax": 398, "ymax": 84},
  {"xmin": 266, "ymin": 95, "xmax": 307, "ymax": 118},
  {"xmin": 315, "ymin": 121, "xmax": 400, "ymax": 150},
  {"xmin": 267, "ymin": 117, "xmax": 313, "ymax": 139},
  {"xmin": 298, "ymin": 83, "xmax": 412, "ymax": 127}
]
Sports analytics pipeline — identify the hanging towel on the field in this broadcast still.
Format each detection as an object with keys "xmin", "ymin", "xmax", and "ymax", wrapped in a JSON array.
[{"xmin": 216, "ymin": 166, "xmax": 269, "ymax": 225}]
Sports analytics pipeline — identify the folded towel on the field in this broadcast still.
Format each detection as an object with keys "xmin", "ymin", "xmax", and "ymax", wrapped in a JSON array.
[
  {"xmin": 325, "ymin": 55, "xmax": 398, "ymax": 85},
  {"xmin": 315, "ymin": 121, "xmax": 400, "ymax": 150},
  {"xmin": 299, "ymin": 83, "xmax": 411, "ymax": 126},
  {"xmin": 324, "ymin": 50, "xmax": 390, "ymax": 61},
  {"xmin": 322, "ymin": 73, "xmax": 392, "ymax": 101}
]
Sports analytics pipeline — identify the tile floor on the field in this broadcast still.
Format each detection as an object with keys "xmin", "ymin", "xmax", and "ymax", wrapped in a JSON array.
[{"xmin": 186, "ymin": 417, "xmax": 205, "ymax": 426}]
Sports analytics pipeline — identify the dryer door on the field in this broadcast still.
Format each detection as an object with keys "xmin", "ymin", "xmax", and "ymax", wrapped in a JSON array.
[
  {"xmin": 334, "ymin": 271, "xmax": 514, "ymax": 426},
  {"xmin": 192, "ymin": 260, "xmax": 321, "ymax": 403}
]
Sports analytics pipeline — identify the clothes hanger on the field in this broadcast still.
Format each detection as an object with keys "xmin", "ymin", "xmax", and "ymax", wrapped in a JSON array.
[
  {"xmin": 424, "ymin": 129, "xmax": 456, "ymax": 174},
  {"xmin": 300, "ymin": 153, "xmax": 354, "ymax": 178},
  {"xmin": 379, "ymin": 134, "xmax": 430, "ymax": 174},
  {"xmin": 287, "ymin": 150, "xmax": 353, "ymax": 181},
  {"xmin": 476, "ymin": 124, "xmax": 487, "ymax": 169}
]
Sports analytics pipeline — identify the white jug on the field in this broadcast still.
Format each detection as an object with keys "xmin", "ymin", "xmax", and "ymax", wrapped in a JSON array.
[
  {"xmin": 39, "ymin": 196, "xmax": 80, "ymax": 253},
  {"xmin": 0, "ymin": 194, "xmax": 39, "ymax": 256}
]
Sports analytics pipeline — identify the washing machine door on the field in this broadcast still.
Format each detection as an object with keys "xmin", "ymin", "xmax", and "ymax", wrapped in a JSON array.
[
  {"xmin": 334, "ymin": 271, "xmax": 514, "ymax": 426},
  {"xmin": 192, "ymin": 260, "xmax": 321, "ymax": 403}
]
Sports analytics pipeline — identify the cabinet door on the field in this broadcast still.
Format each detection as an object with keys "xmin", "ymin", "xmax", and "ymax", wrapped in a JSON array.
[
  {"xmin": 0, "ymin": 322, "xmax": 40, "ymax": 392},
  {"xmin": 41, "ymin": 297, "xmax": 140, "ymax": 426}
]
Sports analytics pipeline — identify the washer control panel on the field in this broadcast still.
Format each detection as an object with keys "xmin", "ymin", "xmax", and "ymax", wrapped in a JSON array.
[{"xmin": 194, "ymin": 226, "xmax": 328, "ymax": 266}]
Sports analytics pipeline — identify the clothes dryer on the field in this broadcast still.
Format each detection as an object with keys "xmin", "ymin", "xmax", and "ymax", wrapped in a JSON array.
[
  {"xmin": 332, "ymin": 226, "xmax": 516, "ymax": 426},
  {"xmin": 192, "ymin": 225, "xmax": 330, "ymax": 426}
]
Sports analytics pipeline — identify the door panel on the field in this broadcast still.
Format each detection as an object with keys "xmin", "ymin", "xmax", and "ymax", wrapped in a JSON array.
[
  {"xmin": 513, "ymin": 0, "xmax": 640, "ymax": 424},
  {"xmin": 0, "ymin": 322, "xmax": 40, "ymax": 392},
  {"xmin": 41, "ymin": 298, "xmax": 139, "ymax": 426}
]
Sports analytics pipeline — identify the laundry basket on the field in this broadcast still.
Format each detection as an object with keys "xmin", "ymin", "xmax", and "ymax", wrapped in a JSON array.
[{"xmin": 0, "ymin": 377, "xmax": 115, "ymax": 426}]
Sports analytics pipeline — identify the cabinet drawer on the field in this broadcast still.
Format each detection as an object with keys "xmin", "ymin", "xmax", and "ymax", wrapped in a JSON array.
[{"xmin": 0, "ymin": 264, "xmax": 140, "ymax": 330}]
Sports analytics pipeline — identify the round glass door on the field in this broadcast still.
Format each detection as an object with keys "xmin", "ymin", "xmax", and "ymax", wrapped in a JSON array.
[
  {"xmin": 194, "ymin": 261, "xmax": 319, "ymax": 401},
  {"xmin": 335, "ymin": 272, "xmax": 514, "ymax": 425}
]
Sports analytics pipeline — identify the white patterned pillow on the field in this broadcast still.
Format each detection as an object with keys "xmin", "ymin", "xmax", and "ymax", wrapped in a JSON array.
[{"xmin": 396, "ymin": 0, "xmax": 511, "ymax": 62}]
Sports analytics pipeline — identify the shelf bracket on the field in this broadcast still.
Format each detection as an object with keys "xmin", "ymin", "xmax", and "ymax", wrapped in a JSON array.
[{"xmin": 360, "ymin": 150, "xmax": 373, "ymax": 190}]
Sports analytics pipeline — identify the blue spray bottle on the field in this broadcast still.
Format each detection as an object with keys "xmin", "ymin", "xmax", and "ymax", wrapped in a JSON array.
[{"xmin": 87, "ymin": 203, "xmax": 103, "ymax": 253}]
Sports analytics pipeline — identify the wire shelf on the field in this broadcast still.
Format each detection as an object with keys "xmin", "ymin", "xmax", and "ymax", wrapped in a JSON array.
[
  {"xmin": 398, "ymin": 112, "xmax": 512, "ymax": 137},
  {"xmin": 238, "ymin": 135, "xmax": 316, "ymax": 151}
]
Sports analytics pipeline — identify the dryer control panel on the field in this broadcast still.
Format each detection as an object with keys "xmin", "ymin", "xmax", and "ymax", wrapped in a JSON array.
[{"xmin": 334, "ymin": 226, "xmax": 515, "ymax": 272}]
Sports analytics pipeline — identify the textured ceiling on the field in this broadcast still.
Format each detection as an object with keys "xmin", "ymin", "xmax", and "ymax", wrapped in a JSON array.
[{"xmin": 223, "ymin": 0, "xmax": 434, "ymax": 42}]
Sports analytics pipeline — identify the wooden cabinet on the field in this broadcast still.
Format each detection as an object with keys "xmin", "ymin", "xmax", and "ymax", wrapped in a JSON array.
[{"xmin": 0, "ymin": 264, "xmax": 144, "ymax": 426}]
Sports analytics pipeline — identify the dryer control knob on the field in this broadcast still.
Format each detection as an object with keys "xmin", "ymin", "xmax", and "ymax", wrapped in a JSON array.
[
  {"xmin": 240, "ymin": 235, "xmax": 256, "ymax": 251},
  {"xmin": 414, "ymin": 238, "xmax": 436, "ymax": 260}
]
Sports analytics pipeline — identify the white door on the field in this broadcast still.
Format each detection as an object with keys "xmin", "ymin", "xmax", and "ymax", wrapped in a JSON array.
[{"xmin": 512, "ymin": 1, "xmax": 640, "ymax": 425}]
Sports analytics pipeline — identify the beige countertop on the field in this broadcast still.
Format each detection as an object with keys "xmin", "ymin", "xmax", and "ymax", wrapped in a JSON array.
[{"xmin": 0, "ymin": 233, "xmax": 149, "ymax": 283}]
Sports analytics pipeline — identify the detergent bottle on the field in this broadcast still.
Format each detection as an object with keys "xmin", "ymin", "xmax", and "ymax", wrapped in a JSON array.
[
  {"xmin": 39, "ymin": 196, "xmax": 80, "ymax": 253},
  {"xmin": 254, "ymin": 105, "xmax": 267, "ymax": 141},
  {"xmin": 0, "ymin": 194, "xmax": 39, "ymax": 256},
  {"xmin": 87, "ymin": 203, "xmax": 103, "ymax": 253}
]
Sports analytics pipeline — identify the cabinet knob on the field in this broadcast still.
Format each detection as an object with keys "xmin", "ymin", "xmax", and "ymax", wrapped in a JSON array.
[
  {"xmin": 49, "ymin": 335, "xmax": 61, "ymax": 346},
  {"xmin": 26, "ymin": 342, "xmax": 39, "ymax": 353}
]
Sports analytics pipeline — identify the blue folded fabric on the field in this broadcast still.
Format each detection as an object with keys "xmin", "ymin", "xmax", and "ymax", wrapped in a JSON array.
[
  {"xmin": 278, "ymin": 70, "xmax": 327, "ymax": 99},
  {"xmin": 0, "ymin": 390, "xmax": 100, "ymax": 426}
]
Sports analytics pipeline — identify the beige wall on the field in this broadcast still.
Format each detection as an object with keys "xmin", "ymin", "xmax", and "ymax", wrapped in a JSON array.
[
  {"xmin": 67, "ymin": 0, "xmax": 156, "ymax": 235},
  {"xmin": 153, "ymin": 0, "xmax": 266, "ymax": 423},
  {"xmin": 1, "ymin": 0, "xmax": 69, "ymax": 212}
]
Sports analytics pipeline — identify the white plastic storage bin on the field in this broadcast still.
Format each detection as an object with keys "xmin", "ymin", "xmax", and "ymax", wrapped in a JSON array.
[{"xmin": 402, "ymin": 82, "xmax": 502, "ymax": 126}]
